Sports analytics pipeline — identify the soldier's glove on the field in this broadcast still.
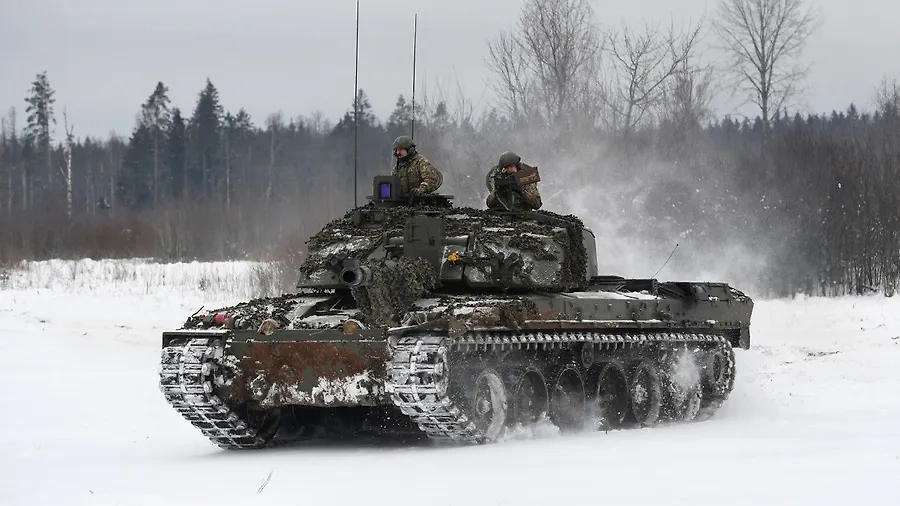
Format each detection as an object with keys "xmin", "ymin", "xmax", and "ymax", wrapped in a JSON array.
[{"xmin": 411, "ymin": 186, "xmax": 424, "ymax": 195}]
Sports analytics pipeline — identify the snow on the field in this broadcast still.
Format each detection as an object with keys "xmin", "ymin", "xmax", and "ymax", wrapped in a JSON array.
[
  {"xmin": 1, "ymin": 259, "xmax": 899, "ymax": 506},
  {"xmin": 252, "ymin": 369, "xmax": 382, "ymax": 407}
]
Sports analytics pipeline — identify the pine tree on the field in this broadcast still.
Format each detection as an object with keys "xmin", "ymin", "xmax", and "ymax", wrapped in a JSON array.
[
  {"xmin": 387, "ymin": 95, "xmax": 413, "ymax": 138},
  {"xmin": 119, "ymin": 122, "xmax": 153, "ymax": 210},
  {"xmin": 222, "ymin": 108, "xmax": 254, "ymax": 212},
  {"xmin": 332, "ymin": 89, "xmax": 379, "ymax": 137},
  {"xmin": 140, "ymin": 81, "xmax": 172, "ymax": 206},
  {"xmin": 188, "ymin": 79, "xmax": 223, "ymax": 199},
  {"xmin": 166, "ymin": 108, "xmax": 186, "ymax": 199},
  {"xmin": 24, "ymin": 71, "xmax": 55, "ymax": 194}
]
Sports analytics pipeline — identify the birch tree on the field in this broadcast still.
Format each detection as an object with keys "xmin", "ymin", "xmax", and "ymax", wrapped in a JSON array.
[{"xmin": 61, "ymin": 108, "xmax": 74, "ymax": 220}]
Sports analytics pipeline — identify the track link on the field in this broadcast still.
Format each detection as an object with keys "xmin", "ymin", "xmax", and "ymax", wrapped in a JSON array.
[
  {"xmin": 159, "ymin": 336, "xmax": 269, "ymax": 449},
  {"xmin": 386, "ymin": 330, "xmax": 734, "ymax": 443}
]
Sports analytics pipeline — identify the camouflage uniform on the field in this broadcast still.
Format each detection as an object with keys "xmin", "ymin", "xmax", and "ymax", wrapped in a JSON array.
[
  {"xmin": 391, "ymin": 135, "xmax": 441, "ymax": 195},
  {"xmin": 393, "ymin": 152, "xmax": 441, "ymax": 195},
  {"xmin": 486, "ymin": 152, "xmax": 542, "ymax": 210}
]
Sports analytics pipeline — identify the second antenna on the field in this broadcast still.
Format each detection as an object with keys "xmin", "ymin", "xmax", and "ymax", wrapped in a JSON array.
[{"xmin": 410, "ymin": 13, "xmax": 417, "ymax": 140}]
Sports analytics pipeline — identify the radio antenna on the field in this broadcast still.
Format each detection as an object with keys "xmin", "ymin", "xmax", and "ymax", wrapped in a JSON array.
[
  {"xmin": 652, "ymin": 243, "xmax": 679, "ymax": 279},
  {"xmin": 410, "ymin": 13, "xmax": 417, "ymax": 140},
  {"xmin": 353, "ymin": 0, "xmax": 360, "ymax": 207}
]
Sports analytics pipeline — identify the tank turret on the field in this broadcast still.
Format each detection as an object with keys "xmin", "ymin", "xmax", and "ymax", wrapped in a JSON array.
[{"xmin": 158, "ymin": 174, "xmax": 753, "ymax": 449}]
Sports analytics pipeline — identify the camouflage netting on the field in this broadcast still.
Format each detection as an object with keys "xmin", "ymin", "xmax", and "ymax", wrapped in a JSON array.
[
  {"xmin": 400, "ymin": 295, "xmax": 543, "ymax": 338},
  {"xmin": 299, "ymin": 205, "xmax": 422, "ymax": 276},
  {"xmin": 350, "ymin": 256, "xmax": 438, "ymax": 327},
  {"xmin": 443, "ymin": 297, "xmax": 542, "ymax": 338},
  {"xmin": 299, "ymin": 204, "xmax": 588, "ymax": 289}
]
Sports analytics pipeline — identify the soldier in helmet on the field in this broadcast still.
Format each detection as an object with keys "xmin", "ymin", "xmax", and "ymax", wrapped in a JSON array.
[
  {"xmin": 391, "ymin": 135, "xmax": 441, "ymax": 196},
  {"xmin": 486, "ymin": 151, "xmax": 543, "ymax": 210}
]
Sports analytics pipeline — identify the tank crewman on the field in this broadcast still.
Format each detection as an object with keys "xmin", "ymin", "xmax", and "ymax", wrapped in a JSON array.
[
  {"xmin": 391, "ymin": 135, "xmax": 441, "ymax": 196},
  {"xmin": 486, "ymin": 151, "xmax": 543, "ymax": 210}
]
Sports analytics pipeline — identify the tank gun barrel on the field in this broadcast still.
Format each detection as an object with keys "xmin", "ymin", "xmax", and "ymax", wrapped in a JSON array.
[{"xmin": 339, "ymin": 264, "xmax": 372, "ymax": 287}]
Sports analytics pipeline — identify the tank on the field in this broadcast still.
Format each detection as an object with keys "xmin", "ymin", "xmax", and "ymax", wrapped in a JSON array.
[{"xmin": 158, "ymin": 174, "xmax": 753, "ymax": 448}]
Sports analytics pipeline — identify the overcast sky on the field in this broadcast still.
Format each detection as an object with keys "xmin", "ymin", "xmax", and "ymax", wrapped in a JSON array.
[{"xmin": 2, "ymin": 0, "xmax": 899, "ymax": 140}]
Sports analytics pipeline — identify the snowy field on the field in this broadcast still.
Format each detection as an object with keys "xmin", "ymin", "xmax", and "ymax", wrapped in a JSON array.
[{"xmin": 1, "ymin": 259, "xmax": 898, "ymax": 506}]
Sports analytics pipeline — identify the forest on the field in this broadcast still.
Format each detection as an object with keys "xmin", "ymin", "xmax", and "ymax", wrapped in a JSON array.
[{"xmin": 2, "ymin": 0, "xmax": 899, "ymax": 299}]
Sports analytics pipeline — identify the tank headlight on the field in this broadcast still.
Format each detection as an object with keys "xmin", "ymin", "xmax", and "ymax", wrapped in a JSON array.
[{"xmin": 342, "ymin": 319, "xmax": 362, "ymax": 335}]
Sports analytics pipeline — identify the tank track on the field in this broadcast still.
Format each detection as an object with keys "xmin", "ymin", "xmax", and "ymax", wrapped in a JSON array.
[
  {"xmin": 386, "ymin": 330, "xmax": 735, "ymax": 443},
  {"xmin": 159, "ymin": 335, "xmax": 275, "ymax": 449}
]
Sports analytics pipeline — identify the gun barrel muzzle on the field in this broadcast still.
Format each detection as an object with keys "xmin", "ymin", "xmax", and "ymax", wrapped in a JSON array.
[{"xmin": 339, "ymin": 265, "xmax": 372, "ymax": 287}]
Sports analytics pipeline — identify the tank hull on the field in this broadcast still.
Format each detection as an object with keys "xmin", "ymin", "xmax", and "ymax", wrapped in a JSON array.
[{"xmin": 159, "ymin": 282, "xmax": 751, "ymax": 448}]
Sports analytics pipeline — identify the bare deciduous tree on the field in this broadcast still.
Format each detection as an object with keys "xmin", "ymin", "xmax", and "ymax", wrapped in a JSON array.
[
  {"xmin": 660, "ymin": 24, "xmax": 717, "ymax": 134},
  {"xmin": 873, "ymin": 73, "xmax": 900, "ymax": 114},
  {"xmin": 602, "ymin": 18, "xmax": 705, "ymax": 135},
  {"xmin": 662, "ymin": 57, "xmax": 716, "ymax": 130},
  {"xmin": 713, "ymin": 0, "xmax": 822, "ymax": 134},
  {"xmin": 486, "ymin": 32, "xmax": 532, "ymax": 122},
  {"xmin": 486, "ymin": 0, "xmax": 603, "ymax": 129},
  {"xmin": 305, "ymin": 110, "xmax": 331, "ymax": 136}
]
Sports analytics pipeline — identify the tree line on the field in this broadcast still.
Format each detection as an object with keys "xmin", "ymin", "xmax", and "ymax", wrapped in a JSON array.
[{"xmin": 1, "ymin": 0, "xmax": 899, "ymax": 298}]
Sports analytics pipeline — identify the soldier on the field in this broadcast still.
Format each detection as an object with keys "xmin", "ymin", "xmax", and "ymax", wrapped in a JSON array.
[
  {"xmin": 391, "ymin": 135, "xmax": 441, "ymax": 196},
  {"xmin": 486, "ymin": 151, "xmax": 543, "ymax": 210}
]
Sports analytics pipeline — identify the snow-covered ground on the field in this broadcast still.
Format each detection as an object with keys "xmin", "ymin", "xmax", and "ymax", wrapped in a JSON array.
[{"xmin": 1, "ymin": 259, "xmax": 898, "ymax": 506}]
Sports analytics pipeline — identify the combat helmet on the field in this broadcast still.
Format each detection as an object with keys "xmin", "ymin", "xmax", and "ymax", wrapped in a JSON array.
[
  {"xmin": 393, "ymin": 135, "xmax": 415, "ymax": 151},
  {"xmin": 498, "ymin": 151, "xmax": 521, "ymax": 169},
  {"xmin": 393, "ymin": 135, "xmax": 416, "ymax": 161}
]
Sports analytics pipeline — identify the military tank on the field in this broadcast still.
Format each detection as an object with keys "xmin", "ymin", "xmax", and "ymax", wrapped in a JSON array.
[{"xmin": 158, "ymin": 173, "xmax": 753, "ymax": 449}]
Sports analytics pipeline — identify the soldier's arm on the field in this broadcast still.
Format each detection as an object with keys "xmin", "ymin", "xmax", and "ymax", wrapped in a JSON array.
[
  {"xmin": 484, "ymin": 170, "xmax": 497, "ymax": 208},
  {"xmin": 415, "ymin": 158, "xmax": 440, "ymax": 194},
  {"xmin": 523, "ymin": 183, "xmax": 542, "ymax": 209}
]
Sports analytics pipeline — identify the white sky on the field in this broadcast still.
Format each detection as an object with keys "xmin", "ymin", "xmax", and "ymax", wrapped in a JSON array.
[{"xmin": 2, "ymin": 0, "xmax": 899, "ymax": 139}]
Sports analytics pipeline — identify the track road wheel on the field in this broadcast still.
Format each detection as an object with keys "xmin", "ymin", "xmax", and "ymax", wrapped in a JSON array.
[
  {"xmin": 593, "ymin": 361, "xmax": 629, "ymax": 431},
  {"xmin": 629, "ymin": 360, "xmax": 662, "ymax": 427},
  {"xmin": 660, "ymin": 349, "xmax": 703, "ymax": 422},
  {"xmin": 695, "ymin": 341, "xmax": 736, "ymax": 421},
  {"xmin": 510, "ymin": 367, "xmax": 549, "ymax": 427},
  {"xmin": 470, "ymin": 368, "xmax": 509, "ymax": 443},
  {"xmin": 677, "ymin": 384, "xmax": 702, "ymax": 422},
  {"xmin": 549, "ymin": 366, "xmax": 586, "ymax": 433},
  {"xmin": 703, "ymin": 342, "xmax": 736, "ymax": 398}
]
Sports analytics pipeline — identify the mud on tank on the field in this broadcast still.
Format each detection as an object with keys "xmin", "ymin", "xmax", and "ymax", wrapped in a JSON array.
[{"xmin": 158, "ymin": 174, "xmax": 754, "ymax": 448}]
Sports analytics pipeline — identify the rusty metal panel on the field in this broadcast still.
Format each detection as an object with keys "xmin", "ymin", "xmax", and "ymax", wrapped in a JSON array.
[{"xmin": 223, "ymin": 337, "xmax": 390, "ymax": 408}]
